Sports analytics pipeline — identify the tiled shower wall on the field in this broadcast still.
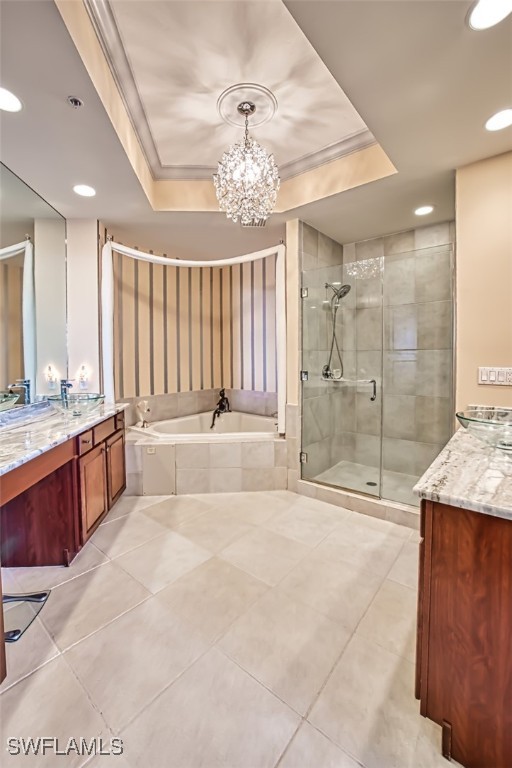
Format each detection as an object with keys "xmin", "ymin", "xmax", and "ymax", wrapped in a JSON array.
[
  {"xmin": 343, "ymin": 223, "xmax": 454, "ymax": 504},
  {"xmin": 384, "ymin": 227, "xmax": 454, "ymax": 501},
  {"xmin": 300, "ymin": 220, "xmax": 454, "ymax": 507},
  {"xmin": 300, "ymin": 223, "xmax": 346, "ymax": 477}
]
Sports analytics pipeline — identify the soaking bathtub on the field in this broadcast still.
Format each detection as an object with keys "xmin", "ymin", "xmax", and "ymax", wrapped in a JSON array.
[{"xmin": 129, "ymin": 410, "xmax": 277, "ymax": 442}]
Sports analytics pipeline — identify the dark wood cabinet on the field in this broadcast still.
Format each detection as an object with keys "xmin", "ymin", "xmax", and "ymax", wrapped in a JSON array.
[
  {"xmin": 0, "ymin": 569, "xmax": 6, "ymax": 684},
  {"xmin": 0, "ymin": 411, "xmax": 126, "ymax": 562},
  {"xmin": 416, "ymin": 499, "xmax": 512, "ymax": 768},
  {"xmin": 78, "ymin": 427, "xmax": 126, "ymax": 542},
  {"xmin": 0, "ymin": 411, "xmax": 126, "ymax": 684},
  {"xmin": 0, "ymin": 441, "xmax": 79, "ymax": 567},
  {"xmin": 79, "ymin": 444, "xmax": 108, "ymax": 540},
  {"xmin": 106, "ymin": 430, "xmax": 126, "ymax": 507}
]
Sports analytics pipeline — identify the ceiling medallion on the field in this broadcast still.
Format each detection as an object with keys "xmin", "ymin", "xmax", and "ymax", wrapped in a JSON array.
[
  {"xmin": 213, "ymin": 98, "xmax": 280, "ymax": 227},
  {"xmin": 216, "ymin": 83, "xmax": 278, "ymax": 128}
]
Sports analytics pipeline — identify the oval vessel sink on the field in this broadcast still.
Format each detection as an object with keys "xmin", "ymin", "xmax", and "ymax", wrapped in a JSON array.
[
  {"xmin": 456, "ymin": 407, "xmax": 512, "ymax": 452},
  {"xmin": 0, "ymin": 392, "xmax": 20, "ymax": 412},
  {"xmin": 48, "ymin": 393, "xmax": 105, "ymax": 417}
]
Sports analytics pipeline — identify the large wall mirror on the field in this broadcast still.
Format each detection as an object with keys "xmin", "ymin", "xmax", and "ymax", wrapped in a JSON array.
[{"xmin": 0, "ymin": 163, "xmax": 67, "ymax": 402}]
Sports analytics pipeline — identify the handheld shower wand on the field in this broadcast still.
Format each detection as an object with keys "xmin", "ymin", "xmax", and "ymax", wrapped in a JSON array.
[{"xmin": 322, "ymin": 283, "xmax": 351, "ymax": 380}]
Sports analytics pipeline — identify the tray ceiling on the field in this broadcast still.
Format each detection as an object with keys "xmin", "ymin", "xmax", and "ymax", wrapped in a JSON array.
[{"xmin": 85, "ymin": 0, "xmax": 374, "ymax": 180}]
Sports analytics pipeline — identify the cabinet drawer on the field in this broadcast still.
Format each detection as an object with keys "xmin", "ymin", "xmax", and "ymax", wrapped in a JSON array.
[
  {"xmin": 115, "ymin": 411, "xmax": 125, "ymax": 431},
  {"xmin": 77, "ymin": 430, "xmax": 93, "ymax": 455},
  {"xmin": 93, "ymin": 417, "xmax": 116, "ymax": 445}
]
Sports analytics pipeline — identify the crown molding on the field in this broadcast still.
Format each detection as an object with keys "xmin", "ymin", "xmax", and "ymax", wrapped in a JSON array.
[
  {"xmin": 83, "ymin": 0, "xmax": 163, "ymax": 172},
  {"xmin": 84, "ymin": 0, "xmax": 377, "ymax": 182},
  {"xmin": 57, "ymin": 0, "xmax": 396, "ymax": 213},
  {"xmin": 279, "ymin": 130, "xmax": 376, "ymax": 180}
]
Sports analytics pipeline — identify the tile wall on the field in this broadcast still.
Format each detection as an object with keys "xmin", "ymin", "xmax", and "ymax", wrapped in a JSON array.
[
  {"xmin": 381, "ymin": 224, "xmax": 454, "ymax": 504},
  {"xmin": 300, "ymin": 224, "xmax": 346, "ymax": 478},
  {"xmin": 299, "ymin": 220, "xmax": 454, "ymax": 508},
  {"xmin": 119, "ymin": 389, "xmax": 277, "ymax": 426},
  {"xmin": 125, "ymin": 436, "xmax": 287, "ymax": 495}
]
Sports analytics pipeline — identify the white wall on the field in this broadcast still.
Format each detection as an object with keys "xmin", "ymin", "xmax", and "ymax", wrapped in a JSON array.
[
  {"xmin": 456, "ymin": 151, "xmax": 512, "ymax": 409},
  {"xmin": 66, "ymin": 220, "xmax": 101, "ymax": 393}
]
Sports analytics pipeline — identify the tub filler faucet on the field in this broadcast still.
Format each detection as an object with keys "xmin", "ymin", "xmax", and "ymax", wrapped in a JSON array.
[{"xmin": 211, "ymin": 388, "xmax": 230, "ymax": 429}]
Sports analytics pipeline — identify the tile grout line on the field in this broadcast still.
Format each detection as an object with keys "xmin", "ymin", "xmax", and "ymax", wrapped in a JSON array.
[
  {"xmin": 113, "ymin": 566, "xmax": 277, "ymax": 735},
  {"xmin": 51, "ymin": 590, "xmax": 153, "ymax": 655},
  {"xmin": 0, "ymin": 646, "xmax": 63, "ymax": 696},
  {"xmin": 3, "ymin": 554, "xmax": 110, "ymax": 595},
  {"xmin": 2, "ymin": 491, "xmax": 419, "ymax": 768},
  {"xmin": 297, "ymin": 532, "xmax": 412, "ymax": 735}
]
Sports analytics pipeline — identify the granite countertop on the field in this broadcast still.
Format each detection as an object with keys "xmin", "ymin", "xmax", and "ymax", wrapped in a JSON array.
[
  {"xmin": 0, "ymin": 402, "xmax": 128, "ymax": 477},
  {"xmin": 414, "ymin": 428, "xmax": 512, "ymax": 521}
]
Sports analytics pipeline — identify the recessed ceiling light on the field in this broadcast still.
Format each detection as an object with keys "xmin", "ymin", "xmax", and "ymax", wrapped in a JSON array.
[
  {"xmin": 414, "ymin": 205, "xmax": 434, "ymax": 216},
  {"xmin": 0, "ymin": 87, "xmax": 22, "ymax": 112},
  {"xmin": 67, "ymin": 96, "xmax": 84, "ymax": 109},
  {"xmin": 485, "ymin": 108, "xmax": 512, "ymax": 131},
  {"xmin": 468, "ymin": 0, "xmax": 512, "ymax": 30},
  {"xmin": 73, "ymin": 184, "xmax": 96, "ymax": 197}
]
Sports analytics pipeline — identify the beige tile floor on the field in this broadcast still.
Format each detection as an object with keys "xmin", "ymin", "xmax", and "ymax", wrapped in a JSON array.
[{"xmin": 0, "ymin": 490, "xmax": 458, "ymax": 768}]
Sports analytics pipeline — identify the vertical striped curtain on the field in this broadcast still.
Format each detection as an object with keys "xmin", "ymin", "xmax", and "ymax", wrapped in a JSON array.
[
  {"xmin": 112, "ymin": 254, "xmax": 277, "ymax": 399},
  {"xmin": 0, "ymin": 262, "xmax": 24, "ymax": 385}
]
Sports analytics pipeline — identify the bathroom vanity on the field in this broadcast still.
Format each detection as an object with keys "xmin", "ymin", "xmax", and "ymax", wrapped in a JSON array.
[
  {"xmin": 414, "ymin": 429, "xmax": 512, "ymax": 768},
  {"xmin": 0, "ymin": 404, "xmax": 126, "ymax": 681},
  {"xmin": 0, "ymin": 404, "xmax": 126, "ymax": 566}
]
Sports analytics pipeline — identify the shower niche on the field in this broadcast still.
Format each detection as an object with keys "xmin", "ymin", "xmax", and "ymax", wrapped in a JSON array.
[{"xmin": 300, "ymin": 222, "xmax": 454, "ymax": 508}]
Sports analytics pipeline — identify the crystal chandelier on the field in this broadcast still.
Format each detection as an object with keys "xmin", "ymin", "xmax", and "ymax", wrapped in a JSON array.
[{"xmin": 213, "ymin": 101, "xmax": 280, "ymax": 226}]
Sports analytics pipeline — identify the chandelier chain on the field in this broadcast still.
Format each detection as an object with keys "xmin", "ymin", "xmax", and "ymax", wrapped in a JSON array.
[{"xmin": 244, "ymin": 114, "xmax": 249, "ymax": 148}]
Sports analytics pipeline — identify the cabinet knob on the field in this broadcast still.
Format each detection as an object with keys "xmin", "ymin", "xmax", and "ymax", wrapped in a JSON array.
[{"xmin": 81, "ymin": 439, "xmax": 91, "ymax": 444}]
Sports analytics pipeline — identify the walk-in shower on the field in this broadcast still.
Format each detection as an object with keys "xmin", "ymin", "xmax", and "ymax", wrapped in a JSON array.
[
  {"xmin": 300, "ymin": 222, "xmax": 454, "ymax": 507},
  {"xmin": 322, "ymin": 283, "xmax": 351, "ymax": 381}
]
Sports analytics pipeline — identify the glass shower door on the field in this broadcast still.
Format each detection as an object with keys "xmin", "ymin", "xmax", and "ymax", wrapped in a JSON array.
[{"xmin": 300, "ymin": 245, "xmax": 383, "ymax": 498}]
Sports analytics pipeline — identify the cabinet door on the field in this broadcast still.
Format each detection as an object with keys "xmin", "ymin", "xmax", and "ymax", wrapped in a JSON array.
[
  {"xmin": 106, "ymin": 430, "xmax": 126, "ymax": 508},
  {"xmin": 79, "ymin": 445, "xmax": 107, "ymax": 541},
  {"xmin": 416, "ymin": 499, "xmax": 432, "ymax": 703},
  {"xmin": 0, "ymin": 571, "xmax": 6, "ymax": 683}
]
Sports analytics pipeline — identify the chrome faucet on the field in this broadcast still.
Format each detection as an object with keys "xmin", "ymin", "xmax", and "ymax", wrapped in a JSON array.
[
  {"xmin": 8, "ymin": 378, "xmax": 31, "ymax": 405},
  {"xmin": 60, "ymin": 379, "xmax": 73, "ymax": 398}
]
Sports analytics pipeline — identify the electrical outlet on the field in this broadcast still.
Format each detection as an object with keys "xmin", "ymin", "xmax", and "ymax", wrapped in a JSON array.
[{"xmin": 478, "ymin": 367, "xmax": 512, "ymax": 386}]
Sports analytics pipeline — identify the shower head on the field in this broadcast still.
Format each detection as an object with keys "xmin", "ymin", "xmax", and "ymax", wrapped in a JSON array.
[{"xmin": 325, "ymin": 283, "xmax": 351, "ymax": 300}]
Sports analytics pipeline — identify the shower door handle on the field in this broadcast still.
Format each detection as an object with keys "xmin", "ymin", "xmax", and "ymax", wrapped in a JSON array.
[{"xmin": 370, "ymin": 379, "xmax": 377, "ymax": 401}]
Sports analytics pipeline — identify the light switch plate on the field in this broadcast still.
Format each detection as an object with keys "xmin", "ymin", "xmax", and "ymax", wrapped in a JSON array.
[{"xmin": 478, "ymin": 366, "xmax": 512, "ymax": 385}]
